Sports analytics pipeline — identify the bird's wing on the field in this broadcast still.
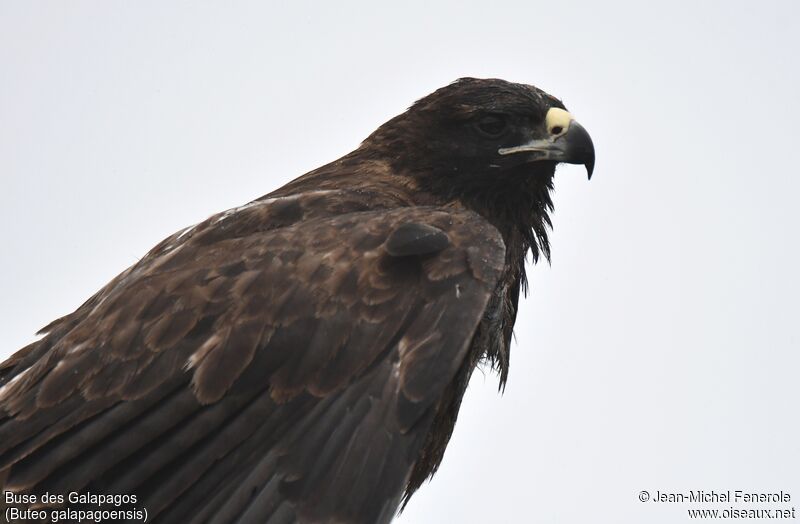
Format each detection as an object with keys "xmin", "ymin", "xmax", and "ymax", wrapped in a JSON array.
[{"xmin": 0, "ymin": 191, "xmax": 505, "ymax": 524}]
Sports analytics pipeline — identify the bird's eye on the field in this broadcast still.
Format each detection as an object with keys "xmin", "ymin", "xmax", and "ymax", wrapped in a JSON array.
[{"xmin": 475, "ymin": 114, "xmax": 508, "ymax": 138}]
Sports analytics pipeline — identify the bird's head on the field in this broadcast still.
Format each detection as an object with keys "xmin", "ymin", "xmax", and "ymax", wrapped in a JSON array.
[
  {"xmin": 359, "ymin": 78, "xmax": 594, "ymax": 261},
  {"xmin": 364, "ymin": 77, "xmax": 595, "ymax": 185}
]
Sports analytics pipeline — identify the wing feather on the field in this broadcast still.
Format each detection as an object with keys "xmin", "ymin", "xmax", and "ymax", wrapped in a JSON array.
[{"xmin": 0, "ymin": 190, "xmax": 505, "ymax": 524}]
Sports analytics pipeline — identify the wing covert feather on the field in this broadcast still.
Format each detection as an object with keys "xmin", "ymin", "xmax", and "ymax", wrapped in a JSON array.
[{"xmin": 0, "ymin": 191, "xmax": 505, "ymax": 523}]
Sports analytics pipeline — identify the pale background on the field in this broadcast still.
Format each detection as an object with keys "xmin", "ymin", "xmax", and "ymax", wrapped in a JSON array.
[{"xmin": 1, "ymin": 2, "xmax": 798, "ymax": 523}]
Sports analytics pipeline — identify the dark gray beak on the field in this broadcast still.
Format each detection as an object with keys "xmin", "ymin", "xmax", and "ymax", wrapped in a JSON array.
[
  {"xmin": 558, "ymin": 120, "xmax": 595, "ymax": 179},
  {"xmin": 498, "ymin": 108, "xmax": 596, "ymax": 179}
]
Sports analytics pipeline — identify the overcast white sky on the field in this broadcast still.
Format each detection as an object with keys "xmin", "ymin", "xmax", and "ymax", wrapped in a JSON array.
[{"xmin": 2, "ymin": 1, "xmax": 799, "ymax": 523}]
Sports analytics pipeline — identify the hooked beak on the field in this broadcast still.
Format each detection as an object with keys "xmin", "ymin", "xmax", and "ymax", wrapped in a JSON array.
[{"xmin": 498, "ymin": 108, "xmax": 595, "ymax": 179}]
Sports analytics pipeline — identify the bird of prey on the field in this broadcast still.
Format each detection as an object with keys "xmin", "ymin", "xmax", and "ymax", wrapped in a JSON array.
[{"xmin": 0, "ymin": 78, "xmax": 594, "ymax": 523}]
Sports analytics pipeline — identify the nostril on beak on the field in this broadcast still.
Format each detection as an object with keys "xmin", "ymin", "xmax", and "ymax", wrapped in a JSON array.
[{"xmin": 545, "ymin": 108, "xmax": 572, "ymax": 138}]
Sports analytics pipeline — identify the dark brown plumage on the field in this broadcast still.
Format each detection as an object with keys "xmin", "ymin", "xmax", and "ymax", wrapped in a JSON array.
[{"xmin": 0, "ymin": 78, "xmax": 594, "ymax": 523}]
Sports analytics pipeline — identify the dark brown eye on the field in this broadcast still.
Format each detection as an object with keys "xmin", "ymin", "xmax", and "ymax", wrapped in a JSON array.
[{"xmin": 475, "ymin": 114, "xmax": 508, "ymax": 138}]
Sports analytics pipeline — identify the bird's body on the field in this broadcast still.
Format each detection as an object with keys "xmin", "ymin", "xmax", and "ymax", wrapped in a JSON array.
[{"xmin": 0, "ymin": 78, "xmax": 593, "ymax": 523}]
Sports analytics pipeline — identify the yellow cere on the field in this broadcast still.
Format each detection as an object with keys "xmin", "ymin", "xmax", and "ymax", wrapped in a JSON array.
[{"xmin": 545, "ymin": 108, "xmax": 573, "ymax": 137}]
